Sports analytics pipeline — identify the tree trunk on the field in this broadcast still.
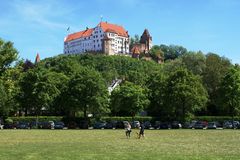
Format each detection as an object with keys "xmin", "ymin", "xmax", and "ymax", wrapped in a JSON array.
[
  {"xmin": 84, "ymin": 106, "xmax": 87, "ymax": 120},
  {"xmin": 182, "ymin": 99, "xmax": 186, "ymax": 123}
]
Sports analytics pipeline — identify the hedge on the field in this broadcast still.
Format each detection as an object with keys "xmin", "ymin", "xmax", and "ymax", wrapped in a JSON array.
[
  {"xmin": 6, "ymin": 116, "xmax": 240, "ymax": 124},
  {"xmin": 6, "ymin": 116, "xmax": 63, "ymax": 123},
  {"xmin": 194, "ymin": 116, "xmax": 240, "ymax": 123},
  {"xmin": 101, "ymin": 116, "xmax": 155, "ymax": 122}
]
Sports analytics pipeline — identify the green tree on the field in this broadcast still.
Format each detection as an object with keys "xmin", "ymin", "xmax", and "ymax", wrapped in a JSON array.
[
  {"xmin": 180, "ymin": 51, "xmax": 206, "ymax": 75},
  {"xmin": 160, "ymin": 44, "xmax": 187, "ymax": 61},
  {"xmin": 66, "ymin": 67, "xmax": 109, "ymax": 119},
  {"xmin": 147, "ymin": 71, "xmax": 168, "ymax": 118},
  {"xmin": 0, "ymin": 80, "xmax": 8, "ymax": 116},
  {"xmin": 219, "ymin": 67, "xmax": 240, "ymax": 122},
  {"xmin": 130, "ymin": 34, "xmax": 140, "ymax": 49},
  {"xmin": 149, "ymin": 45, "xmax": 164, "ymax": 62},
  {"xmin": 110, "ymin": 81, "xmax": 149, "ymax": 118},
  {"xmin": 166, "ymin": 68, "xmax": 208, "ymax": 122},
  {"xmin": 203, "ymin": 53, "xmax": 232, "ymax": 115},
  {"xmin": 18, "ymin": 68, "xmax": 66, "ymax": 116},
  {"xmin": 0, "ymin": 38, "xmax": 18, "ymax": 75}
]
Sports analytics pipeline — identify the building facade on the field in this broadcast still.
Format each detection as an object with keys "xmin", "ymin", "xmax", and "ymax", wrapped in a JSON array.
[{"xmin": 64, "ymin": 22, "xmax": 130, "ymax": 55}]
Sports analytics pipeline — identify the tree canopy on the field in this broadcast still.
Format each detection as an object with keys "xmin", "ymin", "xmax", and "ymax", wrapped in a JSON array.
[{"xmin": 1, "ymin": 36, "xmax": 238, "ymax": 120}]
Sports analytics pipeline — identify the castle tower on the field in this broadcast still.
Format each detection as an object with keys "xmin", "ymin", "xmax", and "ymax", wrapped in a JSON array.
[
  {"xmin": 102, "ymin": 35, "xmax": 114, "ymax": 55},
  {"xmin": 140, "ymin": 29, "xmax": 152, "ymax": 53}
]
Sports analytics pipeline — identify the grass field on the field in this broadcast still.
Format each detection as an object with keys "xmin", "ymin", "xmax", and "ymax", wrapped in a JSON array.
[{"xmin": 0, "ymin": 129, "xmax": 240, "ymax": 160}]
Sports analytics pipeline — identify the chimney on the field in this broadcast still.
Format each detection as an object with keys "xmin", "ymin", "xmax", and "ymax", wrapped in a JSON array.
[{"xmin": 86, "ymin": 27, "xmax": 89, "ymax": 30}]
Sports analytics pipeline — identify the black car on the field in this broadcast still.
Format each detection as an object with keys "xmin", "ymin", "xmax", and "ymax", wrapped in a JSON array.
[
  {"xmin": 40, "ymin": 121, "xmax": 54, "ymax": 129},
  {"xmin": 16, "ymin": 122, "xmax": 30, "ymax": 129},
  {"xmin": 154, "ymin": 121, "xmax": 161, "ymax": 129},
  {"xmin": 3, "ymin": 123, "xmax": 16, "ymax": 129},
  {"xmin": 160, "ymin": 122, "xmax": 170, "ymax": 129},
  {"xmin": 115, "ymin": 121, "xmax": 125, "ymax": 129},
  {"xmin": 93, "ymin": 121, "xmax": 106, "ymax": 129},
  {"xmin": 171, "ymin": 121, "xmax": 182, "ymax": 129},
  {"xmin": 104, "ymin": 121, "xmax": 117, "ymax": 129},
  {"xmin": 143, "ymin": 121, "xmax": 153, "ymax": 129},
  {"xmin": 54, "ymin": 122, "xmax": 65, "ymax": 129},
  {"xmin": 193, "ymin": 121, "xmax": 207, "ymax": 129},
  {"xmin": 207, "ymin": 122, "xmax": 220, "ymax": 129}
]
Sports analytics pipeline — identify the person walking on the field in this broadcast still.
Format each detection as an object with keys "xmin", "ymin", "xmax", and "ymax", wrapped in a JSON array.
[
  {"xmin": 125, "ymin": 122, "xmax": 132, "ymax": 138},
  {"xmin": 138, "ymin": 122, "xmax": 145, "ymax": 139}
]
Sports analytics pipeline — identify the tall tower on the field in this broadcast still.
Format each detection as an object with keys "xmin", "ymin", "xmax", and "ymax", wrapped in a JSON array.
[
  {"xmin": 35, "ymin": 53, "xmax": 40, "ymax": 64},
  {"xmin": 102, "ymin": 35, "xmax": 114, "ymax": 55},
  {"xmin": 140, "ymin": 29, "xmax": 152, "ymax": 53}
]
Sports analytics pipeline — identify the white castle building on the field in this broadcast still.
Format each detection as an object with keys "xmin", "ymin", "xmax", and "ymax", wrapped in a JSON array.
[{"xmin": 64, "ymin": 22, "xmax": 130, "ymax": 55}]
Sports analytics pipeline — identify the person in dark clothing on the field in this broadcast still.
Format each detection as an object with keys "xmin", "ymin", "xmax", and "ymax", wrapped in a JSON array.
[{"xmin": 138, "ymin": 122, "xmax": 145, "ymax": 139}]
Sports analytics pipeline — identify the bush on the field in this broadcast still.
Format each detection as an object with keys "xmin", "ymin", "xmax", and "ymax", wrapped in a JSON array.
[{"xmin": 5, "ymin": 118, "xmax": 13, "ymax": 124}]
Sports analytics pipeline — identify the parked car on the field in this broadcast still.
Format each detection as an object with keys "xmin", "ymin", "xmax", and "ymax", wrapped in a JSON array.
[
  {"xmin": 193, "ymin": 121, "xmax": 207, "ymax": 129},
  {"xmin": 131, "ymin": 121, "xmax": 140, "ymax": 128},
  {"xmin": 115, "ymin": 121, "xmax": 125, "ymax": 129},
  {"xmin": 40, "ymin": 121, "xmax": 55, "ymax": 129},
  {"xmin": 233, "ymin": 121, "xmax": 240, "ymax": 128},
  {"xmin": 154, "ymin": 121, "xmax": 161, "ymax": 129},
  {"xmin": 3, "ymin": 123, "xmax": 16, "ymax": 129},
  {"xmin": 207, "ymin": 122, "xmax": 219, "ymax": 129},
  {"xmin": 54, "ymin": 122, "xmax": 65, "ymax": 129},
  {"xmin": 93, "ymin": 121, "xmax": 106, "ymax": 129},
  {"xmin": 224, "ymin": 121, "xmax": 232, "ymax": 129},
  {"xmin": 104, "ymin": 121, "xmax": 117, "ymax": 129},
  {"xmin": 223, "ymin": 121, "xmax": 239, "ymax": 129},
  {"xmin": 143, "ymin": 121, "xmax": 153, "ymax": 129},
  {"xmin": 171, "ymin": 121, "xmax": 182, "ymax": 129},
  {"xmin": 160, "ymin": 122, "xmax": 170, "ymax": 129},
  {"xmin": 16, "ymin": 122, "xmax": 30, "ymax": 129},
  {"xmin": 182, "ymin": 120, "xmax": 197, "ymax": 129}
]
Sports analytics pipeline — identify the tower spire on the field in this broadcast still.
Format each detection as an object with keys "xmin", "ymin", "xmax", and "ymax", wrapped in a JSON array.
[{"xmin": 35, "ymin": 53, "xmax": 40, "ymax": 64}]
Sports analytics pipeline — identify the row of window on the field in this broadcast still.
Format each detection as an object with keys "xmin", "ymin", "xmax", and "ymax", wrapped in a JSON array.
[{"xmin": 94, "ymin": 30, "xmax": 102, "ymax": 34}]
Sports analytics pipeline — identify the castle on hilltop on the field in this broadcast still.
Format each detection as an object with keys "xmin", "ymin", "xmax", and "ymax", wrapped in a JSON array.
[
  {"xmin": 64, "ymin": 22, "xmax": 130, "ymax": 55},
  {"xmin": 64, "ymin": 22, "xmax": 154, "ymax": 60}
]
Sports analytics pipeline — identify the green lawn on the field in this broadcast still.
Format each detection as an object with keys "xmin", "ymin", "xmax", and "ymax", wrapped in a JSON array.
[{"xmin": 0, "ymin": 129, "xmax": 240, "ymax": 160}]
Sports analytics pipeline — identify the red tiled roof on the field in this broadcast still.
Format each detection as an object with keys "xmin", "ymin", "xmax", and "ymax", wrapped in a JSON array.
[
  {"xmin": 131, "ymin": 46, "xmax": 140, "ymax": 54},
  {"xmin": 64, "ymin": 28, "xmax": 94, "ymax": 42},
  {"xmin": 98, "ymin": 22, "xmax": 128, "ymax": 37}
]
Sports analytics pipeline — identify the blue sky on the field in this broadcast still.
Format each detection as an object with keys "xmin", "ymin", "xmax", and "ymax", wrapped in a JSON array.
[{"xmin": 0, "ymin": 0, "xmax": 240, "ymax": 63}]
